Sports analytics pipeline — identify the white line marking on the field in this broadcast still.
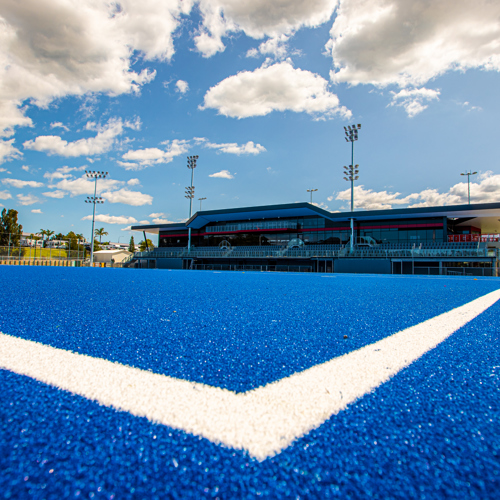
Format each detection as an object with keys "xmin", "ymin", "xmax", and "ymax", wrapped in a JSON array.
[{"xmin": 1, "ymin": 289, "xmax": 499, "ymax": 460}]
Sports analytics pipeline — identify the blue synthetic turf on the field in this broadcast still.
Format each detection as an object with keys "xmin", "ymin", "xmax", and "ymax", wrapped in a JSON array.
[
  {"xmin": 0, "ymin": 267, "xmax": 499, "ymax": 498},
  {"xmin": 0, "ymin": 267, "xmax": 499, "ymax": 392}
]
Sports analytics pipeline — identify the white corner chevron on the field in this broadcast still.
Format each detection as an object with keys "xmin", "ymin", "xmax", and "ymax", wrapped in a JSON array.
[{"xmin": 1, "ymin": 289, "xmax": 499, "ymax": 460}]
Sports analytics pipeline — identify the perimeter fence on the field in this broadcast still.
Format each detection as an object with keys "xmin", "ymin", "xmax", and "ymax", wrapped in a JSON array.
[
  {"xmin": 0, "ymin": 245, "xmax": 86, "ymax": 262},
  {"xmin": 192, "ymin": 263, "xmax": 313, "ymax": 272}
]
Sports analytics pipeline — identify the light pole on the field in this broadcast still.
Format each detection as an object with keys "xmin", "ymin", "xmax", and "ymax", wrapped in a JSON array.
[
  {"xmin": 460, "ymin": 170, "xmax": 477, "ymax": 205},
  {"xmin": 85, "ymin": 170, "xmax": 108, "ymax": 266},
  {"xmin": 198, "ymin": 197, "xmax": 206, "ymax": 211},
  {"xmin": 343, "ymin": 124, "xmax": 361, "ymax": 211},
  {"xmin": 185, "ymin": 155, "xmax": 198, "ymax": 251},
  {"xmin": 307, "ymin": 189, "xmax": 318, "ymax": 204},
  {"xmin": 344, "ymin": 124, "xmax": 361, "ymax": 251}
]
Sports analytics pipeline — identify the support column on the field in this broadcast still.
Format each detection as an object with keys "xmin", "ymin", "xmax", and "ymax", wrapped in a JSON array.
[{"xmin": 350, "ymin": 218, "xmax": 354, "ymax": 251}]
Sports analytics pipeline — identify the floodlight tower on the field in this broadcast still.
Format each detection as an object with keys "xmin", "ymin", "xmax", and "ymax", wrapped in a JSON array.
[
  {"xmin": 460, "ymin": 170, "xmax": 477, "ymax": 205},
  {"xmin": 185, "ymin": 155, "xmax": 198, "ymax": 251},
  {"xmin": 85, "ymin": 170, "xmax": 108, "ymax": 266},
  {"xmin": 344, "ymin": 124, "xmax": 361, "ymax": 250},
  {"xmin": 343, "ymin": 124, "xmax": 361, "ymax": 212},
  {"xmin": 198, "ymin": 197, "xmax": 206, "ymax": 211},
  {"xmin": 307, "ymin": 188, "xmax": 318, "ymax": 204}
]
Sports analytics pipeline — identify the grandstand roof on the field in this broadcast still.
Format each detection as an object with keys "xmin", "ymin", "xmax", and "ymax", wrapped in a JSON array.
[{"xmin": 131, "ymin": 202, "xmax": 500, "ymax": 234}]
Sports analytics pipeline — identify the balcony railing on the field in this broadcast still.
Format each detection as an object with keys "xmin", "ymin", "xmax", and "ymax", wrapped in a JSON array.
[{"xmin": 132, "ymin": 245, "xmax": 495, "ymax": 260}]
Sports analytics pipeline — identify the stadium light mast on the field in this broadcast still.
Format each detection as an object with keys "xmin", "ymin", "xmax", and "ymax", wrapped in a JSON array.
[
  {"xmin": 307, "ymin": 188, "xmax": 318, "ymax": 204},
  {"xmin": 85, "ymin": 170, "xmax": 107, "ymax": 266},
  {"xmin": 185, "ymin": 155, "xmax": 198, "ymax": 251},
  {"xmin": 198, "ymin": 197, "xmax": 206, "ymax": 211},
  {"xmin": 460, "ymin": 170, "xmax": 477, "ymax": 205},
  {"xmin": 343, "ymin": 124, "xmax": 361, "ymax": 211},
  {"xmin": 344, "ymin": 124, "xmax": 361, "ymax": 251}
]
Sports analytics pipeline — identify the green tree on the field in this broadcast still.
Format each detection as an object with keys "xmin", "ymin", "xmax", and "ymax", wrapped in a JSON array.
[
  {"xmin": 95, "ymin": 227, "xmax": 108, "ymax": 243},
  {"xmin": 65, "ymin": 231, "xmax": 79, "ymax": 252},
  {"xmin": 128, "ymin": 236, "xmax": 135, "ymax": 252},
  {"xmin": 40, "ymin": 229, "xmax": 53, "ymax": 247},
  {"xmin": 139, "ymin": 239, "xmax": 154, "ymax": 252},
  {"xmin": 0, "ymin": 209, "xmax": 23, "ymax": 246}
]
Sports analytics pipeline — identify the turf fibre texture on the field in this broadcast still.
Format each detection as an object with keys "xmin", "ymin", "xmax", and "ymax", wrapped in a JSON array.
[{"xmin": 0, "ymin": 267, "xmax": 499, "ymax": 498}]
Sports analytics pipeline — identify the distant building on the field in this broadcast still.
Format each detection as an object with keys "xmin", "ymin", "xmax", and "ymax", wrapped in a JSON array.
[{"xmin": 92, "ymin": 250, "xmax": 132, "ymax": 264}]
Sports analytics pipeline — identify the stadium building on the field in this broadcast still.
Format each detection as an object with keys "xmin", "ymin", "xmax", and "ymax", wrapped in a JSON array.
[{"xmin": 130, "ymin": 202, "xmax": 500, "ymax": 275}]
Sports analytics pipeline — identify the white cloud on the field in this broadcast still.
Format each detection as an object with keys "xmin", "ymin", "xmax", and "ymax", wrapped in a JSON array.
[
  {"xmin": 42, "ymin": 168, "xmax": 153, "ymax": 205},
  {"xmin": 121, "ymin": 226, "xmax": 132, "ymax": 231},
  {"xmin": 247, "ymin": 34, "xmax": 291, "ymax": 59},
  {"xmin": 43, "ymin": 165, "xmax": 86, "ymax": 182},
  {"xmin": 120, "ymin": 139, "xmax": 189, "ymax": 169},
  {"xmin": 175, "ymin": 80, "xmax": 189, "ymax": 94},
  {"xmin": 311, "ymin": 201, "xmax": 329, "ymax": 210},
  {"xmin": 31, "ymin": 208, "xmax": 43, "ymax": 213},
  {"xmin": 101, "ymin": 188, "xmax": 153, "ymax": 206},
  {"xmin": 389, "ymin": 88, "xmax": 440, "ymax": 117},
  {"xmin": 1, "ymin": 178, "xmax": 44, "ymax": 188},
  {"xmin": 195, "ymin": 137, "xmax": 266, "ymax": 155},
  {"xmin": 24, "ymin": 118, "xmax": 128, "ymax": 157},
  {"xmin": 327, "ymin": 0, "xmax": 500, "ymax": 88},
  {"xmin": 50, "ymin": 122, "xmax": 70, "ymax": 132},
  {"xmin": 0, "ymin": 139, "xmax": 22, "ymax": 165},
  {"xmin": 21, "ymin": 165, "xmax": 30, "ymax": 172},
  {"xmin": 209, "ymin": 170, "xmax": 234, "ymax": 179},
  {"xmin": 0, "ymin": 0, "xmax": 195, "ymax": 134},
  {"xmin": 201, "ymin": 61, "xmax": 351, "ymax": 119},
  {"xmin": 152, "ymin": 217, "xmax": 177, "ymax": 224},
  {"xmin": 81, "ymin": 214, "xmax": 138, "ymax": 225},
  {"xmin": 48, "ymin": 176, "xmax": 123, "ymax": 197},
  {"xmin": 333, "ymin": 172, "xmax": 500, "ymax": 210},
  {"xmin": 43, "ymin": 190, "xmax": 66, "ymax": 199},
  {"xmin": 0, "ymin": 190, "xmax": 12, "ymax": 200},
  {"xmin": 335, "ymin": 185, "xmax": 418, "ymax": 210},
  {"xmin": 127, "ymin": 178, "xmax": 141, "ymax": 186},
  {"xmin": 194, "ymin": 0, "xmax": 337, "ymax": 57},
  {"xmin": 124, "ymin": 117, "xmax": 142, "ymax": 131},
  {"xmin": 17, "ymin": 193, "xmax": 40, "ymax": 206}
]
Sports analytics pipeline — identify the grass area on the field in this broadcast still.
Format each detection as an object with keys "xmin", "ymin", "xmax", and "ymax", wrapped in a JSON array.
[{"xmin": 0, "ymin": 248, "xmax": 86, "ymax": 259}]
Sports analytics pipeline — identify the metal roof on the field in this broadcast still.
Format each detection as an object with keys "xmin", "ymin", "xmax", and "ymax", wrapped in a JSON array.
[{"xmin": 130, "ymin": 202, "xmax": 500, "ymax": 234}]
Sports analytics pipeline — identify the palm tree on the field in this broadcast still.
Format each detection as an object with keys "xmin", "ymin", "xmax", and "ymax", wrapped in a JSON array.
[{"xmin": 95, "ymin": 227, "xmax": 108, "ymax": 243}]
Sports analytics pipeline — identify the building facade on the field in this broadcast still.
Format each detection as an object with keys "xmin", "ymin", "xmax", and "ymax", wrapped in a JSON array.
[{"xmin": 131, "ymin": 202, "xmax": 500, "ymax": 275}]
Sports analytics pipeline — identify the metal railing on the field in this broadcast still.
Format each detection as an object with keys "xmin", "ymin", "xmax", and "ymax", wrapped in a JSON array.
[
  {"xmin": 0, "ymin": 245, "xmax": 87, "ymax": 261},
  {"xmin": 192, "ymin": 263, "xmax": 313, "ymax": 272},
  {"xmin": 131, "ymin": 245, "xmax": 494, "ymax": 260},
  {"xmin": 400, "ymin": 266, "xmax": 496, "ymax": 277}
]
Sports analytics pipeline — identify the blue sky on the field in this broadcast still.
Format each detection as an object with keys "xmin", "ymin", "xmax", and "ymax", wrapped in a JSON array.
[{"xmin": 1, "ymin": 0, "xmax": 500, "ymax": 243}]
